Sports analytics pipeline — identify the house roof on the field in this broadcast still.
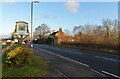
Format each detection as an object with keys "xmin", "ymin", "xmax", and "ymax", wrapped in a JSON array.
[{"xmin": 50, "ymin": 31, "xmax": 59, "ymax": 36}]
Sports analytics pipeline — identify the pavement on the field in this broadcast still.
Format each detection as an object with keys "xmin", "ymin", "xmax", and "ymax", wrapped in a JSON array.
[
  {"xmin": 32, "ymin": 44, "xmax": 120, "ymax": 78},
  {"xmin": 32, "ymin": 45, "xmax": 107, "ymax": 78}
]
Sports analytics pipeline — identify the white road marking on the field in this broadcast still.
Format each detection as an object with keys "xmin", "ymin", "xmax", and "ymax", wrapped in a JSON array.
[
  {"xmin": 34, "ymin": 45, "xmax": 106, "ymax": 77},
  {"xmin": 95, "ymin": 56, "xmax": 120, "ymax": 62},
  {"xmin": 102, "ymin": 70, "xmax": 120, "ymax": 78},
  {"xmin": 34, "ymin": 45, "xmax": 89, "ymax": 67},
  {"xmin": 56, "ymin": 69, "xmax": 69, "ymax": 79},
  {"xmin": 90, "ymin": 69, "xmax": 105, "ymax": 76},
  {"xmin": 65, "ymin": 50, "xmax": 82, "ymax": 55}
]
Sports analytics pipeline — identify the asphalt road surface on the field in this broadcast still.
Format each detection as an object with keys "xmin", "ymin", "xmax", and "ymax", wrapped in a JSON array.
[{"xmin": 33, "ymin": 44, "xmax": 120, "ymax": 78}]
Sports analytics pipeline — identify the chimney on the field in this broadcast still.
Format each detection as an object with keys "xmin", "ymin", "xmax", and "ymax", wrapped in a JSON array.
[
  {"xmin": 59, "ymin": 27, "xmax": 62, "ymax": 32},
  {"xmin": 53, "ymin": 30, "xmax": 55, "ymax": 33}
]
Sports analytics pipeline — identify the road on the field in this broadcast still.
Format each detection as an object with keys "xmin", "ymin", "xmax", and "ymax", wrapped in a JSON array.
[{"xmin": 33, "ymin": 44, "xmax": 120, "ymax": 78}]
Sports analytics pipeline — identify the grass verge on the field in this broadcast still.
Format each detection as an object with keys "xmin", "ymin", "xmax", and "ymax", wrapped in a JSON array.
[
  {"xmin": 2, "ymin": 56, "xmax": 54, "ymax": 77},
  {"xmin": 2, "ymin": 45, "xmax": 7, "ymax": 48},
  {"xmin": 48, "ymin": 44, "xmax": 119, "ymax": 55},
  {"xmin": 2, "ymin": 45, "xmax": 54, "ymax": 77}
]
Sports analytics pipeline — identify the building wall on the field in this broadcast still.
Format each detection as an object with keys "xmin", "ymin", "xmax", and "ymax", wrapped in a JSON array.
[{"xmin": 51, "ymin": 28, "xmax": 75, "ymax": 44}]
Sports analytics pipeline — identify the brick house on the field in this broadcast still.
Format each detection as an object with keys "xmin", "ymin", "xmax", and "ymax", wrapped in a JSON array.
[{"xmin": 49, "ymin": 28, "xmax": 75, "ymax": 44}]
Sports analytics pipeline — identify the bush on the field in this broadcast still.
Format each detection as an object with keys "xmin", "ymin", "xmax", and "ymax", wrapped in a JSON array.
[
  {"xmin": 5, "ymin": 46, "xmax": 33, "ymax": 67},
  {"xmin": 6, "ymin": 42, "xmax": 11, "ymax": 44},
  {"xmin": 33, "ymin": 38, "xmax": 48, "ymax": 44},
  {"xmin": 46, "ymin": 36, "xmax": 54, "ymax": 44}
]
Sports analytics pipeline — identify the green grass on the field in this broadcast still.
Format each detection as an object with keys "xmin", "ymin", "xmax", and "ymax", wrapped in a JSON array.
[
  {"xmin": 2, "ymin": 45, "xmax": 8, "ymax": 48},
  {"xmin": 2, "ymin": 56, "xmax": 54, "ymax": 77},
  {"xmin": 33, "ymin": 43, "xmax": 119, "ymax": 55},
  {"xmin": 2, "ymin": 44, "xmax": 54, "ymax": 77}
]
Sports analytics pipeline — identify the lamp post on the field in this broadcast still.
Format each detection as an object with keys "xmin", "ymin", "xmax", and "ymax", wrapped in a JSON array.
[{"xmin": 31, "ymin": 1, "xmax": 39, "ymax": 48}]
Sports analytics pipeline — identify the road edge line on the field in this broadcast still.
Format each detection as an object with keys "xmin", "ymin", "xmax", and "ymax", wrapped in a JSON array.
[
  {"xmin": 34, "ymin": 46, "xmax": 89, "ymax": 67},
  {"xmin": 34, "ymin": 45, "xmax": 105, "ymax": 77},
  {"xmin": 102, "ymin": 70, "xmax": 120, "ymax": 78}
]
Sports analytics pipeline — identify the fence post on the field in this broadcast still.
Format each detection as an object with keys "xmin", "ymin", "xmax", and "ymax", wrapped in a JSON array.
[{"xmin": 0, "ymin": 46, "xmax": 2, "ymax": 79}]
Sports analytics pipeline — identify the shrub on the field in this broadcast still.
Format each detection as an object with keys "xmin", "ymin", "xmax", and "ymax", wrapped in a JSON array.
[
  {"xmin": 5, "ymin": 46, "xmax": 33, "ymax": 67},
  {"xmin": 47, "ymin": 35, "xmax": 54, "ymax": 44},
  {"xmin": 33, "ymin": 38, "xmax": 48, "ymax": 44}
]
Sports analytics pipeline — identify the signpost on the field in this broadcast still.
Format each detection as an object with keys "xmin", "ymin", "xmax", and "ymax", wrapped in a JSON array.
[{"xmin": 13, "ymin": 21, "xmax": 29, "ymax": 46}]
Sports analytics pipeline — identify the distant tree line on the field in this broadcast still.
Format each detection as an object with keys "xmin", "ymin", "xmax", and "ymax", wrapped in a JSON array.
[
  {"xmin": 33, "ymin": 19, "xmax": 119, "ymax": 53},
  {"xmin": 72, "ymin": 19, "xmax": 118, "ymax": 44},
  {"xmin": 63, "ymin": 19, "xmax": 118, "ymax": 53}
]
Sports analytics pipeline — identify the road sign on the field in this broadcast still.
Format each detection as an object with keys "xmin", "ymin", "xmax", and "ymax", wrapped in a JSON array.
[
  {"xmin": 13, "ymin": 21, "xmax": 29, "ymax": 46},
  {"xmin": 13, "ymin": 21, "xmax": 29, "ymax": 35}
]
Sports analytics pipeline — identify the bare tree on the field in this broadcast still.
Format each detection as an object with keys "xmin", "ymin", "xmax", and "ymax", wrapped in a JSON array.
[
  {"xmin": 93, "ymin": 25, "xmax": 104, "ymax": 37},
  {"xmin": 102, "ymin": 19, "xmax": 112, "ymax": 39},
  {"xmin": 34, "ymin": 24, "xmax": 51, "ymax": 39},
  {"xmin": 73, "ymin": 25, "xmax": 83, "ymax": 35},
  {"xmin": 64, "ymin": 29, "xmax": 71, "ymax": 36},
  {"xmin": 111, "ymin": 19, "xmax": 118, "ymax": 39}
]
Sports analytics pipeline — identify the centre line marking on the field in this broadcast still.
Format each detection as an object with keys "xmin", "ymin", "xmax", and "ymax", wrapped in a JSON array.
[
  {"xmin": 34, "ymin": 46, "xmax": 88, "ymax": 67},
  {"xmin": 34, "ymin": 45, "xmax": 106, "ymax": 76},
  {"xmin": 95, "ymin": 56, "xmax": 120, "ymax": 62},
  {"xmin": 65, "ymin": 50, "xmax": 82, "ymax": 55}
]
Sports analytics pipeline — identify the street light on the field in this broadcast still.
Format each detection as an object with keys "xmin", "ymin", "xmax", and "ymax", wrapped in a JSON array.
[{"xmin": 31, "ymin": 1, "xmax": 39, "ymax": 48}]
